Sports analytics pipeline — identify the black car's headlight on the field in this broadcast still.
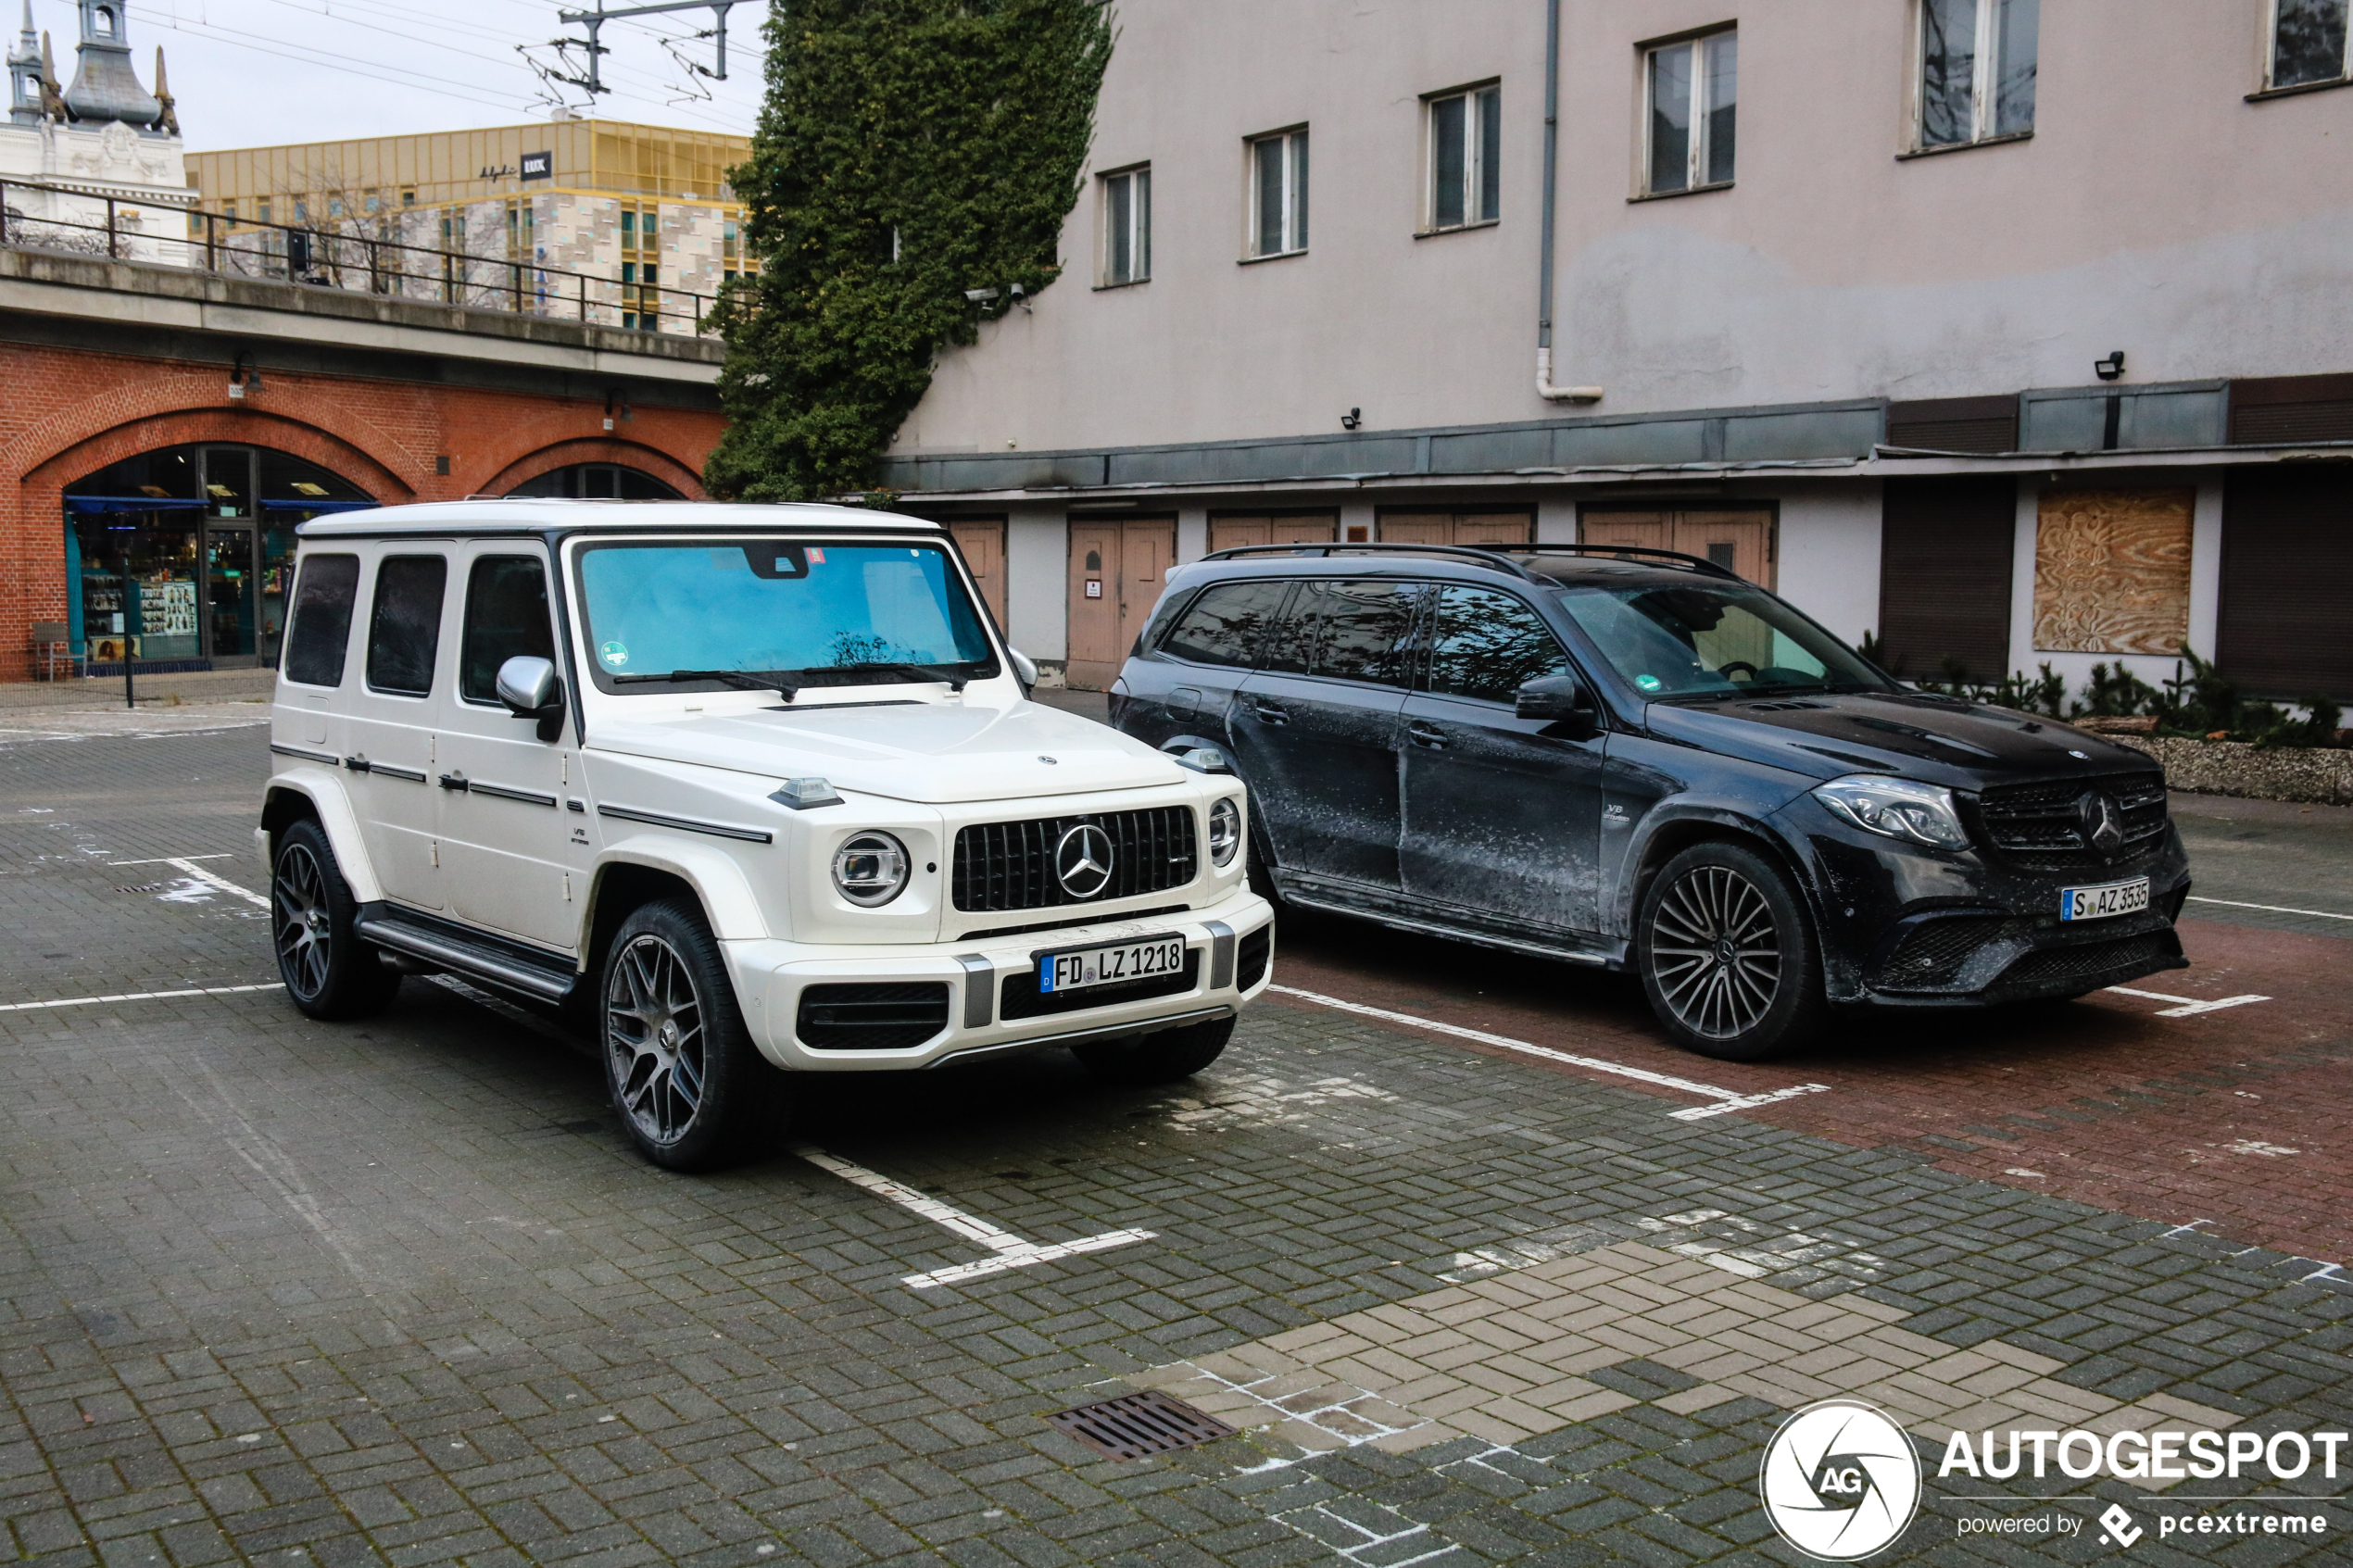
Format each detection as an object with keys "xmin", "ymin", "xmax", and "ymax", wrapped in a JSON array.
[
  {"xmin": 832, "ymin": 831, "xmax": 910, "ymax": 906},
  {"xmin": 1208, "ymin": 797, "xmax": 1242, "ymax": 867},
  {"xmin": 1812, "ymin": 775, "xmax": 1969, "ymax": 850}
]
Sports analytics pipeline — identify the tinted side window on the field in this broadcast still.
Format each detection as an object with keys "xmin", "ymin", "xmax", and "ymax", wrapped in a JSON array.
[
  {"xmin": 1160, "ymin": 580, "xmax": 1289, "ymax": 668},
  {"xmin": 1311, "ymin": 580, "xmax": 1421, "ymax": 686},
  {"xmin": 366, "ymin": 555, "xmax": 448, "ymax": 696},
  {"xmin": 459, "ymin": 555, "xmax": 555, "ymax": 704},
  {"xmin": 1426, "ymin": 586, "xmax": 1567, "ymax": 703},
  {"xmin": 283, "ymin": 553, "xmax": 359, "ymax": 687},
  {"xmin": 1260, "ymin": 582, "xmax": 1318, "ymax": 674}
]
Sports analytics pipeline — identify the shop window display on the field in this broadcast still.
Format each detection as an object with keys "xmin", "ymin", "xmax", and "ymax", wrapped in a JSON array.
[{"xmin": 66, "ymin": 444, "xmax": 373, "ymax": 669}]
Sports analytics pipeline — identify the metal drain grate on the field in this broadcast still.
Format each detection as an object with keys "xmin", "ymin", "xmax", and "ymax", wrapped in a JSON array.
[{"xmin": 1044, "ymin": 1390, "xmax": 1237, "ymax": 1460}]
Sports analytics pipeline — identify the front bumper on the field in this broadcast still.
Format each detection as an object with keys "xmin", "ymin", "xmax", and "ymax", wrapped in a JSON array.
[
  {"xmin": 726, "ymin": 885, "xmax": 1276, "ymax": 1071},
  {"xmin": 1787, "ymin": 800, "xmax": 2194, "ymax": 1007}
]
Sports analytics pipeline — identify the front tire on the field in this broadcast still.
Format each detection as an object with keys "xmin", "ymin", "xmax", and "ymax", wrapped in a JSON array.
[
  {"xmin": 271, "ymin": 819, "xmax": 400, "ymax": 1021},
  {"xmin": 1635, "ymin": 842, "xmax": 1825, "ymax": 1062},
  {"xmin": 601, "ymin": 898, "xmax": 777, "ymax": 1171},
  {"xmin": 1074, "ymin": 1014, "xmax": 1235, "ymax": 1085}
]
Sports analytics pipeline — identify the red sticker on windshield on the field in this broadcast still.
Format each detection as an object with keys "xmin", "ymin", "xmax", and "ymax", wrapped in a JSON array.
[{"xmin": 806, "ymin": 547, "xmax": 825, "ymax": 563}]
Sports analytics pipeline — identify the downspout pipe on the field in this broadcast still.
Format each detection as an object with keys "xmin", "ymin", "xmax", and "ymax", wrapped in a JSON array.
[{"xmin": 1537, "ymin": 0, "xmax": 1603, "ymax": 403}]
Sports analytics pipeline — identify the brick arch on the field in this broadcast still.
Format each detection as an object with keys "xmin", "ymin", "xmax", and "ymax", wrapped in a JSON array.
[
  {"xmin": 4, "ymin": 371, "xmax": 433, "ymax": 495},
  {"xmin": 482, "ymin": 436, "xmax": 707, "ymax": 499},
  {"xmin": 23, "ymin": 408, "xmax": 417, "ymax": 503},
  {"xmin": 464, "ymin": 404, "xmax": 712, "ymax": 499}
]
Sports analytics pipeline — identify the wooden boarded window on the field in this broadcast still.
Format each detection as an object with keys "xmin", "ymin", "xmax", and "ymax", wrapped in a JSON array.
[
  {"xmin": 1208, "ymin": 514, "xmax": 1337, "ymax": 554},
  {"xmin": 948, "ymin": 519, "xmax": 1007, "ymax": 628},
  {"xmin": 2219, "ymin": 470, "xmax": 2353, "ymax": 700},
  {"xmin": 1579, "ymin": 508, "xmax": 1775, "ymax": 588},
  {"xmin": 1377, "ymin": 511, "xmax": 1532, "ymax": 549},
  {"xmin": 2032, "ymin": 488, "xmax": 2192, "ymax": 655},
  {"xmin": 1877, "ymin": 479, "xmax": 2013, "ymax": 681}
]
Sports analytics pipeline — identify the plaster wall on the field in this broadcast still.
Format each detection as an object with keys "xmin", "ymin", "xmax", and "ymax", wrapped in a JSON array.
[{"xmin": 904, "ymin": 0, "xmax": 2353, "ymax": 457}]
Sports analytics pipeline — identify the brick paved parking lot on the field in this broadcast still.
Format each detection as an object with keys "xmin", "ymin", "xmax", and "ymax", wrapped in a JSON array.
[{"xmin": 4, "ymin": 722, "xmax": 2351, "ymax": 1565}]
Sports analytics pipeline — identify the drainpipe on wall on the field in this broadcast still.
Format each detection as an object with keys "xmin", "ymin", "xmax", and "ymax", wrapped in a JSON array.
[{"xmin": 1537, "ymin": 0, "xmax": 1603, "ymax": 404}]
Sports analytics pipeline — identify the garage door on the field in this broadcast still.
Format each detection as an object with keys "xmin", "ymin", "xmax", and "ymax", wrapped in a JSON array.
[
  {"xmin": 1579, "ymin": 508, "xmax": 1776, "ymax": 588},
  {"xmin": 1066, "ymin": 518, "xmax": 1176, "ymax": 691},
  {"xmin": 2219, "ymin": 470, "xmax": 2353, "ymax": 701}
]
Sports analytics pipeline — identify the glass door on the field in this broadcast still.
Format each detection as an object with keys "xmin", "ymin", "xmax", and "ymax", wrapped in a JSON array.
[{"xmin": 201, "ymin": 448, "xmax": 259, "ymax": 663}]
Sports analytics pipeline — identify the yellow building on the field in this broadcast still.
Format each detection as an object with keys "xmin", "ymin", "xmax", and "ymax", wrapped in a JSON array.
[{"xmin": 185, "ymin": 119, "xmax": 757, "ymax": 333}]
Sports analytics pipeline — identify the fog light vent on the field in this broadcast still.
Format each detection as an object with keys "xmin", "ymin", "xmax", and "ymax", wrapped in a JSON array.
[{"xmin": 1044, "ymin": 1390, "xmax": 1236, "ymax": 1461}]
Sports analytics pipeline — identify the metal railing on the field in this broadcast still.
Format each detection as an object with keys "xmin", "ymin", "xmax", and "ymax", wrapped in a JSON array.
[{"xmin": 0, "ymin": 174, "xmax": 735, "ymax": 337}]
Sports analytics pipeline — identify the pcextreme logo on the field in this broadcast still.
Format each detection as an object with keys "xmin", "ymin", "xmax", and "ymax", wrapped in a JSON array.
[{"xmin": 1759, "ymin": 1399, "xmax": 1923, "ymax": 1561}]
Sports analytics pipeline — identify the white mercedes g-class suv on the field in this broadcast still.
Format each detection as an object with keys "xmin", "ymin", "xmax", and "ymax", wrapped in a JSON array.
[{"xmin": 258, "ymin": 501, "xmax": 1273, "ymax": 1169}]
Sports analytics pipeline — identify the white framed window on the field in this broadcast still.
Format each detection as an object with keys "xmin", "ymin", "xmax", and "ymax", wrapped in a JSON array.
[
  {"xmin": 1917, "ymin": 0, "xmax": 2038, "ymax": 148},
  {"xmin": 2268, "ymin": 0, "xmax": 2351, "ymax": 90},
  {"xmin": 1247, "ymin": 127, "xmax": 1309, "ymax": 258},
  {"xmin": 1425, "ymin": 82, "xmax": 1501, "ymax": 232},
  {"xmin": 1101, "ymin": 164, "xmax": 1151, "ymax": 285},
  {"xmin": 1642, "ymin": 28, "xmax": 1737, "ymax": 195}
]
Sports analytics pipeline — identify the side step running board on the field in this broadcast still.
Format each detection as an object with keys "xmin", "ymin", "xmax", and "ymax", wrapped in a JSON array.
[{"xmin": 356, "ymin": 915, "xmax": 578, "ymax": 1001}]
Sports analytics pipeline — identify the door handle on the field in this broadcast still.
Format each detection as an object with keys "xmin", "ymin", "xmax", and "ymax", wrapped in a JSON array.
[
  {"xmin": 1250, "ymin": 701, "xmax": 1289, "ymax": 724},
  {"xmin": 437, "ymin": 770, "xmax": 470, "ymax": 792},
  {"xmin": 1408, "ymin": 721, "xmax": 1449, "ymax": 748}
]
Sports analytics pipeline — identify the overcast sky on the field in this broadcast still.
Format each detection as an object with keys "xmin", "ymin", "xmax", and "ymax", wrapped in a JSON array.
[{"xmin": 36, "ymin": 0, "xmax": 772, "ymax": 149}]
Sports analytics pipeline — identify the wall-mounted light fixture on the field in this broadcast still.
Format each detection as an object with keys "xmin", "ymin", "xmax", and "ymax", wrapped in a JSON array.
[
  {"xmin": 227, "ymin": 350, "xmax": 261, "ymax": 399},
  {"xmin": 603, "ymin": 388, "xmax": 632, "ymax": 431},
  {"xmin": 1340, "ymin": 407, "xmax": 1362, "ymax": 431},
  {"xmin": 2094, "ymin": 351, "xmax": 2126, "ymax": 382}
]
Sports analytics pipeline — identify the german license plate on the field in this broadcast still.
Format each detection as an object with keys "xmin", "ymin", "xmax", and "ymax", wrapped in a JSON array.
[
  {"xmin": 2059, "ymin": 877, "xmax": 2150, "ymax": 922},
  {"xmin": 1038, "ymin": 935, "xmax": 1187, "ymax": 993}
]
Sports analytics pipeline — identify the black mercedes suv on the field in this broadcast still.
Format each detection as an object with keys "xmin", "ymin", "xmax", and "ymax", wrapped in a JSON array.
[{"xmin": 1109, "ymin": 543, "xmax": 2191, "ymax": 1060}]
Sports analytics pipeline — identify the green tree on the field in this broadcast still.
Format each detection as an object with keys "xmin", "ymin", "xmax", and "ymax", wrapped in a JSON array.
[{"xmin": 707, "ymin": 0, "xmax": 1113, "ymax": 502}]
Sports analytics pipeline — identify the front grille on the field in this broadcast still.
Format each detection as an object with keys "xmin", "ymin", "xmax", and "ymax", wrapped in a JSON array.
[
  {"xmin": 952, "ymin": 806, "xmax": 1198, "ymax": 912},
  {"xmin": 1995, "ymin": 934, "xmax": 2174, "ymax": 993},
  {"xmin": 1974, "ymin": 773, "xmax": 2169, "ymax": 870},
  {"xmin": 1000, "ymin": 948, "xmax": 1200, "ymax": 1022},
  {"xmin": 1236, "ymin": 925, "xmax": 1272, "ymax": 991},
  {"xmin": 796, "ymin": 983, "xmax": 951, "ymax": 1050},
  {"xmin": 1878, "ymin": 916, "xmax": 2032, "ymax": 988}
]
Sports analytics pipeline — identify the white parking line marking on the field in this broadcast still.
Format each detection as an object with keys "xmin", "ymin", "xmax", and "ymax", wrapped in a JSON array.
[
  {"xmin": 2105, "ymin": 985, "xmax": 2271, "ymax": 1018},
  {"xmin": 791, "ymin": 1144, "xmax": 1155, "ymax": 1289},
  {"xmin": 158, "ymin": 858, "xmax": 271, "ymax": 909},
  {"xmin": 1268, "ymin": 985, "xmax": 1827, "ymax": 1118},
  {"xmin": 0, "ymin": 984, "xmax": 282, "ymax": 1013},
  {"xmin": 107, "ymin": 854, "xmax": 233, "ymax": 866},
  {"xmin": 2187, "ymin": 895, "xmax": 2353, "ymax": 922}
]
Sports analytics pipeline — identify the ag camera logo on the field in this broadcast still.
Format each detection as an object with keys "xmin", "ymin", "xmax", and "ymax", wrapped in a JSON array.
[{"xmin": 1760, "ymin": 1400, "xmax": 1922, "ymax": 1561}]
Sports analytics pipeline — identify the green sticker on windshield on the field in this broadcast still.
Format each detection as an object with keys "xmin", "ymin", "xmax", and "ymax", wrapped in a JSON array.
[
  {"xmin": 600, "ymin": 641, "xmax": 630, "ymax": 669},
  {"xmin": 1635, "ymin": 673, "xmax": 1662, "ymax": 692}
]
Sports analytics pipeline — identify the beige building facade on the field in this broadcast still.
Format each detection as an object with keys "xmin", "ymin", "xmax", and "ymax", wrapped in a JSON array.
[
  {"xmin": 185, "ymin": 120, "xmax": 755, "ymax": 336},
  {"xmin": 888, "ymin": 0, "xmax": 2353, "ymax": 706}
]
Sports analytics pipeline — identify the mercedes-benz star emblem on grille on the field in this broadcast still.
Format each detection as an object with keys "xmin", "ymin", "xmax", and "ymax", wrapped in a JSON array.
[
  {"xmin": 2079, "ymin": 791, "xmax": 2125, "ymax": 857},
  {"xmin": 1054, "ymin": 823, "xmax": 1116, "ymax": 898}
]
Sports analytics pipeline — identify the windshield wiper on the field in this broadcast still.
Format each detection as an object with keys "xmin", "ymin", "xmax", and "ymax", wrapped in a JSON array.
[
  {"xmin": 803, "ymin": 661, "xmax": 971, "ymax": 692},
  {"xmin": 612, "ymin": 670, "xmax": 800, "ymax": 701}
]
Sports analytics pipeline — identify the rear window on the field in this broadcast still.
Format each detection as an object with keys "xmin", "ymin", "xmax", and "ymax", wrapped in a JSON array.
[
  {"xmin": 283, "ymin": 553, "xmax": 359, "ymax": 688},
  {"xmin": 366, "ymin": 555, "xmax": 448, "ymax": 696},
  {"xmin": 1160, "ymin": 580, "xmax": 1289, "ymax": 668}
]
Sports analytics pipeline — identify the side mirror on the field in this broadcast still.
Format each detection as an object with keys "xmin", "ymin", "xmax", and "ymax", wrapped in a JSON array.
[
  {"xmin": 1516, "ymin": 673, "xmax": 1595, "ymax": 724},
  {"xmin": 496, "ymin": 655, "xmax": 560, "ymax": 715},
  {"xmin": 1006, "ymin": 646, "xmax": 1039, "ymax": 693}
]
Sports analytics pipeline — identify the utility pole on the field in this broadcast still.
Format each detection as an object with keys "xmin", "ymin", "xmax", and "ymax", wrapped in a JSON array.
[{"xmin": 548, "ymin": 0, "xmax": 734, "ymax": 96}]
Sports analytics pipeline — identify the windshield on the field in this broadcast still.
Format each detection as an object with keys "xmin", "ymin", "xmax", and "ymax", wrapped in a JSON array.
[
  {"xmin": 1552, "ymin": 578, "xmax": 1890, "ymax": 699},
  {"xmin": 575, "ymin": 539, "xmax": 996, "ymax": 693}
]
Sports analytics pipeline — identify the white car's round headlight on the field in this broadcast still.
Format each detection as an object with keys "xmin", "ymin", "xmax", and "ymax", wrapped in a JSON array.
[
  {"xmin": 832, "ymin": 831, "xmax": 910, "ymax": 907},
  {"xmin": 1208, "ymin": 797, "xmax": 1242, "ymax": 868}
]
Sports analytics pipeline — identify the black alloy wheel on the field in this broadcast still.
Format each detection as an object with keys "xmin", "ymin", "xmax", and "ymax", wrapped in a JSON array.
[
  {"xmin": 271, "ymin": 818, "xmax": 400, "ymax": 1020},
  {"xmin": 1073, "ymin": 1013, "xmax": 1235, "ymax": 1085},
  {"xmin": 601, "ymin": 898, "xmax": 776, "ymax": 1170},
  {"xmin": 1635, "ymin": 841, "xmax": 1826, "ymax": 1061}
]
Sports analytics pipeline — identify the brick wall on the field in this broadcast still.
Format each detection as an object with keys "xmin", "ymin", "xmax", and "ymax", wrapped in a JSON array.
[{"xmin": 0, "ymin": 340, "xmax": 724, "ymax": 681}]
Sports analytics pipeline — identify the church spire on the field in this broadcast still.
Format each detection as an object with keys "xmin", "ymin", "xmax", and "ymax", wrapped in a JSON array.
[
  {"xmin": 63, "ymin": 0, "xmax": 159, "ymax": 128},
  {"xmin": 6, "ymin": 0, "xmax": 40, "ymax": 125}
]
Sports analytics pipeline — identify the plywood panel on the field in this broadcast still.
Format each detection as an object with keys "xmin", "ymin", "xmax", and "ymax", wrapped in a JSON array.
[
  {"xmin": 1453, "ymin": 513, "xmax": 1534, "ymax": 546},
  {"xmin": 1672, "ymin": 510, "xmax": 1776, "ymax": 589},
  {"xmin": 2033, "ymin": 488, "xmax": 2193, "ymax": 655},
  {"xmin": 1377, "ymin": 514, "xmax": 1452, "ymax": 546},
  {"xmin": 1579, "ymin": 511, "xmax": 1670, "ymax": 553},
  {"xmin": 1118, "ymin": 520, "xmax": 1175, "ymax": 671},
  {"xmin": 1210, "ymin": 515, "xmax": 1337, "ymax": 553}
]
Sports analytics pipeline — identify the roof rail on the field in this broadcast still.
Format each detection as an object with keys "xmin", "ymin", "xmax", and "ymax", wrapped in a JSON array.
[
  {"xmin": 1509, "ymin": 543, "xmax": 1744, "ymax": 581},
  {"xmin": 1196, "ymin": 541, "xmax": 1541, "ymax": 582}
]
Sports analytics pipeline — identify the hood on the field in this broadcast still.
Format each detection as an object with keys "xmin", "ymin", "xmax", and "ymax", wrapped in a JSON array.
[
  {"xmin": 586, "ymin": 697, "xmax": 1189, "ymax": 803},
  {"xmin": 1642, "ymin": 690, "xmax": 2164, "ymax": 790}
]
